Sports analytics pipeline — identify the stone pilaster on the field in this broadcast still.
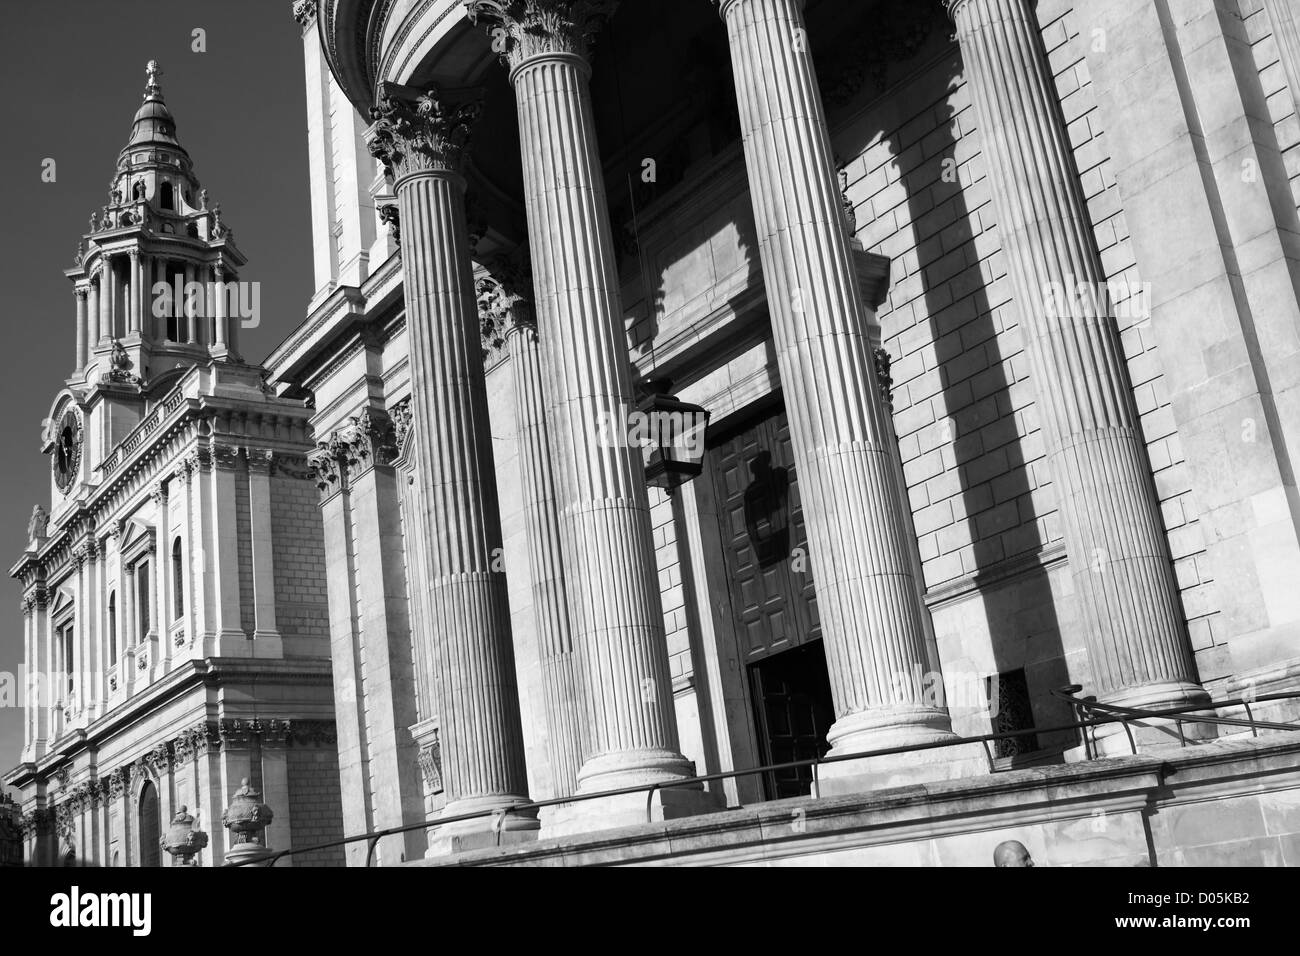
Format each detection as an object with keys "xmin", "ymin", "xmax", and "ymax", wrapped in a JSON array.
[
  {"xmin": 484, "ymin": 258, "xmax": 585, "ymax": 800},
  {"xmin": 712, "ymin": 0, "xmax": 971, "ymax": 782},
  {"xmin": 246, "ymin": 450, "xmax": 280, "ymax": 648},
  {"xmin": 368, "ymin": 84, "xmax": 536, "ymax": 845},
  {"xmin": 210, "ymin": 443, "xmax": 246, "ymax": 652},
  {"xmin": 947, "ymin": 0, "xmax": 1207, "ymax": 725},
  {"xmin": 468, "ymin": 0, "xmax": 707, "ymax": 830}
]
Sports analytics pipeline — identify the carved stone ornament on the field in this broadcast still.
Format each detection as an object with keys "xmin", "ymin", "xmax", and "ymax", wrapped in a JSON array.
[
  {"xmin": 390, "ymin": 399, "xmax": 414, "ymax": 454},
  {"xmin": 292, "ymin": 0, "xmax": 318, "ymax": 27},
  {"xmin": 307, "ymin": 441, "xmax": 342, "ymax": 495},
  {"xmin": 27, "ymin": 504, "xmax": 49, "ymax": 542},
  {"xmin": 105, "ymin": 339, "xmax": 142, "ymax": 386},
  {"xmin": 378, "ymin": 203, "xmax": 400, "ymax": 242},
  {"xmin": 367, "ymin": 83, "xmax": 483, "ymax": 180},
  {"xmin": 465, "ymin": 0, "xmax": 620, "ymax": 70},
  {"xmin": 418, "ymin": 732, "xmax": 444, "ymax": 794},
  {"xmin": 212, "ymin": 442, "xmax": 241, "ymax": 471},
  {"xmin": 874, "ymin": 346, "xmax": 894, "ymax": 412},
  {"xmin": 477, "ymin": 253, "xmax": 535, "ymax": 356},
  {"xmin": 106, "ymin": 768, "xmax": 126, "ymax": 800}
]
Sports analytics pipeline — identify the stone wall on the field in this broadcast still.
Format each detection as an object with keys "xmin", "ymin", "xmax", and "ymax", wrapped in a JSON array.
[
  {"xmin": 271, "ymin": 470, "xmax": 330, "ymax": 643},
  {"xmin": 287, "ymin": 744, "xmax": 346, "ymax": 866}
]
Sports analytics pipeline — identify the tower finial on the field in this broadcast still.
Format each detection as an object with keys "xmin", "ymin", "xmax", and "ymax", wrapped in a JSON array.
[{"xmin": 145, "ymin": 60, "xmax": 163, "ymax": 99}]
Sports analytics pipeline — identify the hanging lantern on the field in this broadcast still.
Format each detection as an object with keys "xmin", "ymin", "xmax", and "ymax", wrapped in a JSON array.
[{"xmin": 635, "ymin": 378, "xmax": 711, "ymax": 491}]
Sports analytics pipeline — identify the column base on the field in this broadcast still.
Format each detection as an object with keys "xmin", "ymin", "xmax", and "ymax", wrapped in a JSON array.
[
  {"xmin": 816, "ymin": 705, "xmax": 989, "ymax": 795},
  {"xmin": 816, "ymin": 741, "xmax": 991, "ymax": 796},
  {"xmin": 541, "ymin": 748, "xmax": 716, "ymax": 838},
  {"xmin": 542, "ymin": 785, "xmax": 717, "ymax": 840},
  {"xmin": 425, "ymin": 796, "xmax": 539, "ymax": 857},
  {"xmin": 1089, "ymin": 681, "xmax": 1218, "ymax": 755}
]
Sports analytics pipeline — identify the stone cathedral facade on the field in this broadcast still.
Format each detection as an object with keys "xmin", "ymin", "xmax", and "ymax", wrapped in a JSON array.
[
  {"xmin": 12, "ymin": 0, "xmax": 1300, "ymax": 868},
  {"xmin": 4, "ymin": 64, "xmax": 346, "ymax": 866},
  {"xmin": 263, "ymin": 0, "xmax": 1300, "ymax": 866}
]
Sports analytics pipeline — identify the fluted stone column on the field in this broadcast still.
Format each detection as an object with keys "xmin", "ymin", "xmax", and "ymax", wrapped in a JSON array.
[
  {"xmin": 1264, "ymin": 0, "xmax": 1300, "ymax": 117},
  {"xmin": 102, "ymin": 255, "xmax": 116, "ymax": 342},
  {"xmin": 467, "ymin": 0, "xmax": 707, "ymax": 830},
  {"xmin": 87, "ymin": 273, "xmax": 100, "ymax": 353},
  {"xmin": 129, "ymin": 250, "xmax": 142, "ymax": 336},
  {"xmin": 713, "ymin": 0, "xmax": 974, "ymax": 784},
  {"xmin": 74, "ymin": 288, "xmax": 88, "ymax": 373},
  {"xmin": 213, "ymin": 262, "xmax": 229, "ymax": 353},
  {"xmin": 947, "ymin": 0, "xmax": 1208, "ymax": 725},
  {"xmin": 483, "ymin": 260, "xmax": 585, "ymax": 800},
  {"xmin": 368, "ymin": 85, "xmax": 536, "ymax": 844}
]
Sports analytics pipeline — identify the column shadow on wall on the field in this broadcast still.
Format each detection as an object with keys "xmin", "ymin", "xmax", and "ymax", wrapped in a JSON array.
[{"xmin": 890, "ymin": 61, "xmax": 1073, "ymax": 758}]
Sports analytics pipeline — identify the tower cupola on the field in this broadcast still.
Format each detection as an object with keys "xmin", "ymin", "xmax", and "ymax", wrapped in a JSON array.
[{"xmin": 63, "ymin": 61, "xmax": 248, "ymax": 394}]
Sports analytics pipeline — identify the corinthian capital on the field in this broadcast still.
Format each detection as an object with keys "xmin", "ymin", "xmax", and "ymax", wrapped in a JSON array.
[
  {"xmin": 465, "ymin": 0, "xmax": 619, "ymax": 70},
  {"xmin": 477, "ymin": 253, "xmax": 536, "ymax": 352},
  {"xmin": 367, "ymin": 83, "xmax": 483, "ymax": 181},
  {"xmin": 292, "ymin": 1, "xmax": 318, "ymax": 27}
]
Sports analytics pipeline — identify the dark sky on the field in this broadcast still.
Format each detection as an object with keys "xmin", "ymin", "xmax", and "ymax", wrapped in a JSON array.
[{"xmin": 0, "ymin": 0, "xmax": 314, "ymax": 781}]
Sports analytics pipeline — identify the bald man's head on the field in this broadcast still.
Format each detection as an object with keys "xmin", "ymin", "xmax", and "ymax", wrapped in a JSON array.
[{"xmin": 994, "ymin": 840, "xmax": 1034, "ymax": 867}]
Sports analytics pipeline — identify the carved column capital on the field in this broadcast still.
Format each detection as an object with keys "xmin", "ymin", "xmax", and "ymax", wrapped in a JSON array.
[
  {"xmin": 307, "ymin": 440, "xmax": 343, "ymax": 497},
  {"xmin": 366, "ymin": 83, "xmax": 483, "ymax": 182},
  {"xmin": 184, "ymin": 445, "xmax": 212, "ymax": 478},
  {"xmin": 336, "ymin": 408, "xmax": 398, "ymax": 475},
  {"xmin": 292, "ymin": 0, "xmax": 318, "ymax": 27},
  {"xmin": 106, "ymin": 768, "xmax": 126, "ymax": 800},
  {"xmin": 246, "ymin": 448, "xmax": 274, "ymax": 475},
  {"xmin": 212, "ymin": 442, "xmax": 241, "ymax": 471},
  {"xmin": 466, "ymin": 0, "xmax": 619, "ymax": 71},
  {"xmin": 390, "ymin": 399, "xmax": 414, "ymax": 456}
]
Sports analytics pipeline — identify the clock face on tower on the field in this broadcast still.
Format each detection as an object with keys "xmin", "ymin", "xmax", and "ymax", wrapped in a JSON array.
[{"xmin": 52, "ymin": 409, "xmax": 83, "ymax": 494}]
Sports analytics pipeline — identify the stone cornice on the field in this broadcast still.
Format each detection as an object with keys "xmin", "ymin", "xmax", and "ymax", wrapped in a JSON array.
[
  {"xmin": 367, "ymin": 83, "xmax": 483, "ymax": 181},
  {"xmin": 465, "ymin": 0, "xmax": 618, "ymax": 72}
]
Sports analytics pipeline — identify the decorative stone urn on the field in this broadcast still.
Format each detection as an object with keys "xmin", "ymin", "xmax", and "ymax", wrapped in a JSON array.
[
  {"xmin": 221, "ymin": 778, "xmax": 274, "ymax": 867},
  {"xmin": 161, "ymin": 805, "xmax": 208, "ymax": 866}
]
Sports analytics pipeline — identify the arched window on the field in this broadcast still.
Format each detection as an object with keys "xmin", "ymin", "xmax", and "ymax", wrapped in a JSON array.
[
  {"xmin": 160, "ymin": 181, "xmax": 175, "ymax": 211},
  {"xmin": 132, "ymin": 180, "xmax": 145, "ymax": 201},
  {"xmin": 108, "ymin": 592, "xmax": 117, "ymax": 665},
  {"xmin": 138, "ymin": 782, "xmax": 161, "ymax": 867},
  {"xmin": 172, "ymin": 537, "xmax": 184, "ymax": 619}
]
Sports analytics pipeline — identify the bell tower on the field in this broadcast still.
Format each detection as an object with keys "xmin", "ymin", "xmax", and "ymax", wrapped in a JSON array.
[
  {"xmin": 54, "ymin": 61, "xmax": 251, "ymax": 514},
  {"xmin": 69, "ymin": 61, "xmax": 247, "ymax": 378}
]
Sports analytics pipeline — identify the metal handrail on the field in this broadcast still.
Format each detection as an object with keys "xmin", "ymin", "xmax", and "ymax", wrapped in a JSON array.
[
  {"xmin": 1051, "ymin": 685, "xmax": 1300, "ymax": 756},
  {"xmin": 228, "ymin": 687, "xmax": 1300, "ymax": 867}
]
